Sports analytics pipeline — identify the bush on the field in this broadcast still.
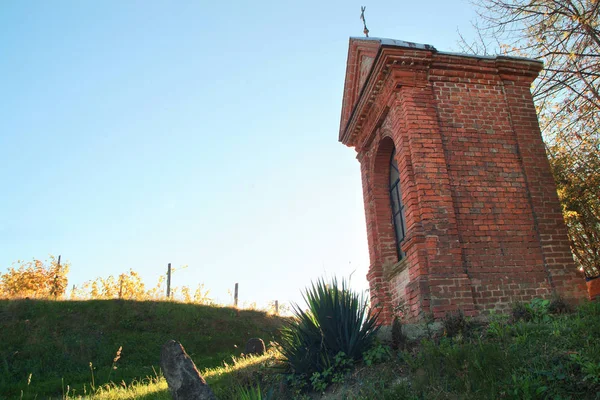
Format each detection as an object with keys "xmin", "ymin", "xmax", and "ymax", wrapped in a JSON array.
[
  {"xmin": 0, "ymin": 256, "xmax": 68, "ymax": 299},
  {"xmin": 280, "ymin": 277, "xmax": 379, "ymax": 388}
]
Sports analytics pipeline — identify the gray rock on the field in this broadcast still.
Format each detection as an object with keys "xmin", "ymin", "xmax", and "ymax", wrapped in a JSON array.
[
  {"xmin": 376, "ymin": 325, "xmax": 393, "ymax": 344},
  {"xmin": 160, "ymin": 340, "xmax": 216, "ymax": 400},
  {"xmin": 402, "ymin": 321, "xmax": 443, "ymax": 340},
  {"xmin": 244, "ymin": 338, "xmax": 265, "ymax": 355},
  {"xmin": 377, "ymin": 321, "xmax": 444, "ymax": 343}
]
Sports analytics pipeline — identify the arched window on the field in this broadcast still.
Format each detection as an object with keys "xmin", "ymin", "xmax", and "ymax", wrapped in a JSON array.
[{"xmin": 389, "ymin": 148, "xmax": 407, "ymax": 259}]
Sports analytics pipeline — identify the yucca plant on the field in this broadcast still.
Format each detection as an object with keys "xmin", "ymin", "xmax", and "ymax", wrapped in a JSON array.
[{"xmin": 280, "ymin": 277, "xmax": 379, "ymax": 379}]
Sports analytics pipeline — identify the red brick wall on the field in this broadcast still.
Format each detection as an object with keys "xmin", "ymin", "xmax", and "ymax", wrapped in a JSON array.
[
  {"xmin": 340, "ymin": 39, "xmax": 586, "ymax": 323},
  {"xmin": 430, "ymin": 57, "xmax": 557, "ymax": 312},
  {"xmin": 587, "ymin": 278, "xmax": 600, "ymax": 300}
]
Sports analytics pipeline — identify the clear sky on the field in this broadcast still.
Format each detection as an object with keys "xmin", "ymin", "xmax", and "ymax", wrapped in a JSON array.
[{"xmin": 1, "ymin": 0, "xmax": 479, "ymax": 308}]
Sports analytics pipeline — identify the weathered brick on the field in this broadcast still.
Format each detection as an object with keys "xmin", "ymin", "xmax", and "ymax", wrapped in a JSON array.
[{"xmin": 339, "ymin": 38, "xmax": 586, "ymax": 323}]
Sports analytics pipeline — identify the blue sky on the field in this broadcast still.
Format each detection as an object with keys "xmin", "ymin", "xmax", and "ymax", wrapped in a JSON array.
[{"xmin": 1, "ymin": 1, "xmax": 479, "ymax": 307}]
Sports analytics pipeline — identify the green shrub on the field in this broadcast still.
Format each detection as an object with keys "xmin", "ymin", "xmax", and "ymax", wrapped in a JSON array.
[{"xmin": 280, "ymin": 277, "xmax": 379, "ymax": 388}]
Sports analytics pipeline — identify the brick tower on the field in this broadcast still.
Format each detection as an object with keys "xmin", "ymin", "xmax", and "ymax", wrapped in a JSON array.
[{"xmin": 339, "ymin": 38, "xmax": 585, "ymax": 323}]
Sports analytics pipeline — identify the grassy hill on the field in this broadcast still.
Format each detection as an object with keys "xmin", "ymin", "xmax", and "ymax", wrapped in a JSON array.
[
  {"xmin": 0, "ymin": 299, "xmax": 287, "ymax": 399},
  {"xmin": 2, "ymin": 297, "xmax": 599, "ymax": 400}
]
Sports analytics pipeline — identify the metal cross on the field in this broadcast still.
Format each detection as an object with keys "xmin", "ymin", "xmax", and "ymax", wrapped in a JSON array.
[{"xmin": 360, "ymin": 6, "xmax": 369, "ymax": 37}]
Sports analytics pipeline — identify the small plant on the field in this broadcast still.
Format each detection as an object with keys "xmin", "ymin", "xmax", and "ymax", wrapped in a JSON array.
[
  {"xmin": 512, "ymin": 299, "xmax": 553, "ymax": 323},
  {"xmin": 527, "ymin": 298, "xmax": 552, "ymax": 323},
  {"xmin": 511, "ymin": 302, "xmax": 532, "ymax": 322},
  {"xmin": 391, "ymin": 316, "xmax": 408, "ymax": 350},
  {"xmin": 548, "ymin": 296, "xmax": 572, "ymax": 315},
  {"xmin": 89, "ymin": 362, "xmax": 96, "ymax": 392},
  {"xmin": 509, "ymin": 371, "xmax": 546, "ymax": 399},
  {"xmin": 570, "ymin": 353, "xmax": 600, "ymax": 385},
  {"xmin": 309, "ymin": 351, "xmax": 353, "ymax": 392},
  {"xmin": 487, "ymin": 320, "xmax": 511, "ymax": 341},
  {"xmin": 423, "ymin": 311, "xmax": 436, "ymax": 339},
  {"xmin": 285, "ymin": 373, "xmax": 309, "ymax": 395},
  {"xmin": 106, "ymin": 346, "xmax": 122, "ymax": 383},
  {"xmin": 442, "ymin": 310, "xmax": 470, "ymax": 338},
  {"xmin": 19, "ymin": 373, "xmax": 32, "ymax": 400},
  {"xmin": 309, "ymin": 371, "xmax": 328, "ymax": 393},
  {"xmin": 486, "ymin": 310, "xmax": 511, "ymax": 341},
  {"xmin": 363, "ymin": 342, "xmax": 392, "ymax": 366}
]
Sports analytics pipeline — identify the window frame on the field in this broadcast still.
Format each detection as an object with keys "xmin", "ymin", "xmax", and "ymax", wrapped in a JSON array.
[{"xmin": 389, "ymin": 148, "xmax": 407, "ymax": 260}]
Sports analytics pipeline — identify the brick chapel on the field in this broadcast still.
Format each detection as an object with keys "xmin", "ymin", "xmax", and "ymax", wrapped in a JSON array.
[{"xmin": 339, "ymin": 37, "xmax": 585, "ymax": 324}]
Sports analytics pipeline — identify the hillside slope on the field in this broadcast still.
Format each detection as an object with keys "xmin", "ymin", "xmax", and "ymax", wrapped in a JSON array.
[{"xmin": 0, "ymin": 299, "xmax": 286, "ymax": 399}]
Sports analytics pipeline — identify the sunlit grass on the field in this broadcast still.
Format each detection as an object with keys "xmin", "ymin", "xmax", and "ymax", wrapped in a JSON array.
[
  {"xmin": 72, "ymin": 349, "xmax": 280, "ymax": 400},
  {"xmin": 70, "ymin": 376, "xmax": 169, "ymax": 400},
  {"xmin": 203, "ymin": 348, "xmax": 280, "ymax": 381}
]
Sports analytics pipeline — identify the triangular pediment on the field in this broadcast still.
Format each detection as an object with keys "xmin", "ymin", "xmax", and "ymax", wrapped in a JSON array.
[
  {"xmin": 339, "ymin": 38, "xmax": 439, "ymax": 145},
  {"xmin": 339, "ymin": 38, "xmax": 381, "ymax": 143}
]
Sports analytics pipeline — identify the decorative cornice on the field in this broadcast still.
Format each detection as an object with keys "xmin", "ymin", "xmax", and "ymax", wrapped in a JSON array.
[
  {"xmin": 338, "ymin": 39, "xmax": 544, "ymax": 148},
  {"xmin": 495, "ymin": 56, "xmax": 543, "ymax": 85},
  {"xmin": 341, "ymin": 47, "xmax": 435, "ymax": 148}
]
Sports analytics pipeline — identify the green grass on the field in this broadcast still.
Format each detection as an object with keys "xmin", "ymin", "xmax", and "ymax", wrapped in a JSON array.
[
  {"xmin": 70, "ymin": 300, "xmax": 600, "ymax": 400},
  {"xmin": 69, "ymin": 376, "xmax": 169, "ymax": 400},
  {"xmin": 317, "ymin": 300, "xmax": 600, "ymax": 400},
  {"xmin": 61, "ymin": 350, "xmax": 279, "ymax": 400},
  {"xmin": 3, "ymin": 298, "xmax": 599, "ymax": 400},
  {"xmin": 0, "ymin": 299, "xmax": 286, "ymax": 399}
]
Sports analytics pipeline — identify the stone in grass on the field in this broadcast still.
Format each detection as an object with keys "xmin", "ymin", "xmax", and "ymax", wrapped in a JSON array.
[
  {"xmin": 160, "ymin": 340, "xmax": 217, "ymax": 400},
  {"xmin": 244, "ymin": 337, "xmax": 266, "ymax": 355}
]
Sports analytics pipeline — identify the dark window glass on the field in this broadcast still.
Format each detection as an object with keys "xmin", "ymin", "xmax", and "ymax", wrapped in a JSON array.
[{"xmin": 389, "ymin": 148, "xmax": 407, "ymax": 259}]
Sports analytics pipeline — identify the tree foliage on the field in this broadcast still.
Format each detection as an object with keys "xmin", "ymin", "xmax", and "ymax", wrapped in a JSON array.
[
  {"xmin": 551, "ymin": 137, "xmax": 600, "ymax": 278},
  {"xmin": 463, "ymin": 0, "xmax": 599, "ymax": 145},
  {"xmin": 461, "ymin": 0, "xmax": 600, "ymax": 277},
  {"xmin": 0, "ymin": 255, "xmax": 69, "ymax": 298}
]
